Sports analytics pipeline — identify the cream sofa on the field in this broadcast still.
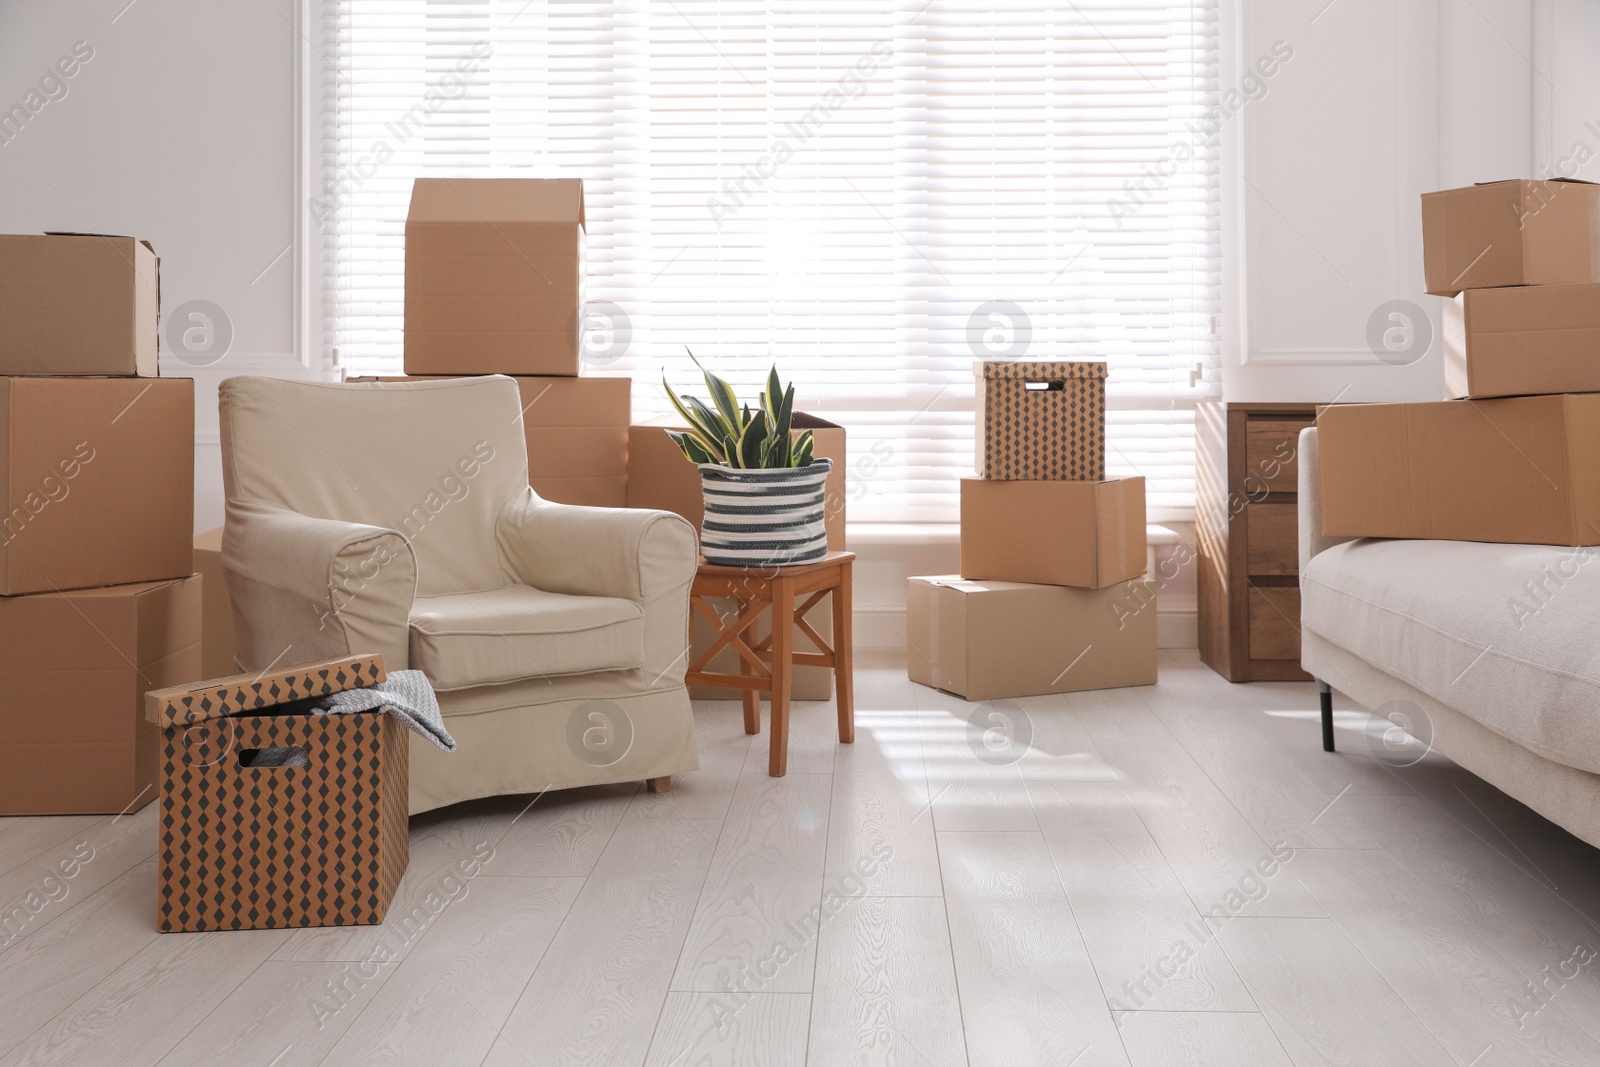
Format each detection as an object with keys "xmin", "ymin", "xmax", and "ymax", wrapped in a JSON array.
[
  {"xmin": 218, "ymin": 375, "xmax": 700, "ymax": 814},
  {"xmin": 1299, "ymin": 426, "xmax": 1600, "ymax": 848}
]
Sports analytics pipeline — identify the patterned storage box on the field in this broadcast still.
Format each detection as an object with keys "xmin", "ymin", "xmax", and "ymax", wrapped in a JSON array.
[
  {"xmin": 146, "ymin": 655, "xmax": 409, "ymax": 933},
  {"xmin": 976, "ymin": 361, "xmax": 1107, "ymax": 480}
]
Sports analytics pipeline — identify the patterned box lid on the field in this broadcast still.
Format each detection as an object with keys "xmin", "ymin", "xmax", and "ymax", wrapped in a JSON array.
[
  {"xmin": 976, "ymin": 361, "xmax": 1108, "ymax": 380},
  {"xmin": 144, "ymin": 654, "xmax": 386, "ymax": 727}
]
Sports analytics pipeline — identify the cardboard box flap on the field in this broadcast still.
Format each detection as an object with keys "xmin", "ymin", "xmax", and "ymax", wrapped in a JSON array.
[
  {"xmin": 145, "ymin": 653, "xmax": 386, "ymax": 727},
  {"xmin": 977, "ymin": 361, "xmax": 1108, "ymax": 381},
  {"xmin": 407, "ymin": 177, "xmax": 585, "ymax": 228}
]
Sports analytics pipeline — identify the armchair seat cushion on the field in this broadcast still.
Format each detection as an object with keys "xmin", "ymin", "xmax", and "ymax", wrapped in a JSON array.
[{"xmin": 409, "ymin": 585, "xmax": 646, "ymax": 692}]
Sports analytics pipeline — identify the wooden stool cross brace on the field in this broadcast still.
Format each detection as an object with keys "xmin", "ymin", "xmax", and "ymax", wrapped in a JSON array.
[{"xmin": 685, "ymin": 551, "xmax": 856, "ymax": 776}]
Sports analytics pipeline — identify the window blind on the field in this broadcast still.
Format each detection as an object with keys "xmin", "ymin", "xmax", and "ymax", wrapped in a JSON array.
[{"xmin": 319, "ymin": 0, "xmax": 1220, "ymax": 522}]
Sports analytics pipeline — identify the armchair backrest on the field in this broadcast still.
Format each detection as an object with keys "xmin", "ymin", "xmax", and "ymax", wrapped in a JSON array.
[{"xmin": 219, "ymin": 375, "xmax": 530, "ymax": 596}]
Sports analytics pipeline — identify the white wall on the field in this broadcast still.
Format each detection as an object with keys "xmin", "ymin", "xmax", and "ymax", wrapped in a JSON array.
[
  {"xmin": 1221, "ymin": 0, "xmax": 1600, "ymax": 404},
  {"xmin": 0, "ymin": 0, "xmax": 313, "ymax": 534}
]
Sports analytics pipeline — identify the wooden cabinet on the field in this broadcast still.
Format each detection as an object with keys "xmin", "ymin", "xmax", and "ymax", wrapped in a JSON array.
[{"xmin": 1197, "ymin": 402, "xmax": 1316, "ymax": 682}]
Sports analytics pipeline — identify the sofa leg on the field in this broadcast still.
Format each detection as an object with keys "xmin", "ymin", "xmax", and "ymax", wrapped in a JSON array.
[
  {"xmin": 1318, "ymin": 680, "xmax": 1334, "ymax": 753},
  {"xmin": 646, "ymin": 776, "xmax": 672, "ymax": 794}
]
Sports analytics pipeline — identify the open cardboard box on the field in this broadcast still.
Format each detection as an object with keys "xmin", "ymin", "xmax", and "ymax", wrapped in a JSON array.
[{"xmin": 404, "ymin": 178, "xmax": 586, "ymax": 377}]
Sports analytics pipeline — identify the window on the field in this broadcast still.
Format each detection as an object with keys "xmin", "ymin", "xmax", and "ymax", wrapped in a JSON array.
[{"xmin": 319, "ymin": 0, "xmax": 1220, "ymax": 522}]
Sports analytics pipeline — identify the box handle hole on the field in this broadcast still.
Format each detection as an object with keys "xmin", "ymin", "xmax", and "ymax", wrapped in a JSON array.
[
  {"xmin": 238, "ymin": 746, "xmax": 310, "ymax": 768},
  {"xmin": 1024, "ymin": 381, "xmax": 1064, "ymax": 392}
]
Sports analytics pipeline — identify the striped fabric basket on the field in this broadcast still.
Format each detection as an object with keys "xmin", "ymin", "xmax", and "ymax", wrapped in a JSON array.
[{"xmin": 698, "ymin": 458, "xmax": 833, "ymax": 567}]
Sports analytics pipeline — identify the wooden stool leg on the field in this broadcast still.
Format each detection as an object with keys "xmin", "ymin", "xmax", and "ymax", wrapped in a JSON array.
[
  {"xmin": 833, "ymin": 561, "xmax": 854, "ymax": 744},
  {"xmin": 737, "ymin": 598, "xmax": 760, "ymax": 734},
  {"xmin": 647, "ymin": 776, "xmax": 672, "ymax": 793},
  {"xmin": 768, "ymin": 576, "xmax": 795, "ymax": 776}
]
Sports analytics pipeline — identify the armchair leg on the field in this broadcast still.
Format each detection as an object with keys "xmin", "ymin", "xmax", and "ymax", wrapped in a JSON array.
[
  {"xmin": 647, "ymin": 776, "xmax": 673, "ymax": 794},
  {"xmin": 1318, "ymin": 680, "xmax": 1334, "ymax": 753}
]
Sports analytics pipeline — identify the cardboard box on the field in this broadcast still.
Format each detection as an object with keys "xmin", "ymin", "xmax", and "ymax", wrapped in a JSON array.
[
  {"xmin": 1421, "ymin": 179, "xmax": 1600, "ymax": 297},
  {"xmin": 193, "ymin": 527, "xmax": 238, "ymax": 679},
  {"xmin": 629, "ymin": 413, "xmax": 846, "ymax": 699},
  {"xmin": 405, "ymin": 178, "xmax": 585, "ymax": 377},
  {"xmin": 976, "ymin": 361, "xmax": 1107, "ymax": 480},
  {"xmin": 0, "ymin": 233, "xmax": 159, "ymax": 376},
  {"xmin": 0, "ymin": 576, "xmax": 201, "ymax": 816},
  {"xmin": 350, "ymin": 374, "xmax": 629, "ymax": 507},
  {"xmin": 0, "ymin": 376, "xmax": 193, "ymax": 595},
  {"xmin": 148, "ymin": 654, "xmax": 406, "ymax": 932},
  {"xmin": 1443, "ymin": 283, "xmax": 1600, "ymax": 398},
  {"xmin": 1318, "ymin": 396, "xmax": 1600, "ymax": 545},
  {"xmin": 907, "ymin": 575, "xmax": 1156, "ymax": 700},
  {"xmin": 960, "ymin": 476, "xmax": 1145, "ymax": 588}
]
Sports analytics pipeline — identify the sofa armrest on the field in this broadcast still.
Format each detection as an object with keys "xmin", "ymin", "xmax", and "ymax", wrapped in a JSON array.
[
  {"xmin": 496, "ymin": 490, "xmax": 698, "ymax": 602},
  {"xmin": 1298, "ymin": 426, "xmax": 1356, "ymax": 575},
  {"xmin": 222, "ymin": 500, "xmax": 417, "ymax": 671}
]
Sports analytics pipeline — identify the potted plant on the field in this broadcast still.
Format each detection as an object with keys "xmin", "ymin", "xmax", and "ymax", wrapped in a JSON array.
[{"xmin": 662, "ymin": 355, "xmax": 832, "ymax": 567}]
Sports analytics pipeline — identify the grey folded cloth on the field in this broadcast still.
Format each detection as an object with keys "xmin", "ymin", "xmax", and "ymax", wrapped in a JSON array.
[{"xmin": 313, "ymin": 669, "xmax": 456, "ymax": 753}]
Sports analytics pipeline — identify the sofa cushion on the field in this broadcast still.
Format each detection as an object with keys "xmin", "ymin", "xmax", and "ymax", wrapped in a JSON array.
[
  {"xmin": 1302, "ymin": 538, "xmax": 1600, "ymax": 774},
  {"xmin": 409, "ymin": 585, "xmax": 645, "ymax": 692}
]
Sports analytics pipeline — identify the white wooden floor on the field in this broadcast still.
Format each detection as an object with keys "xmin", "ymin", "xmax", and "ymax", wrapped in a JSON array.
[{"xmin": 6, "ymin": 650, "xmax": 1600, "ymax": 1065}]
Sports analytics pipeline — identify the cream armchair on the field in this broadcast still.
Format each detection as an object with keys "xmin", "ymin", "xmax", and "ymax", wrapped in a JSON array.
[{"xmin": 218, "ymin": 375, "xmax": 699, "ymax": 813}]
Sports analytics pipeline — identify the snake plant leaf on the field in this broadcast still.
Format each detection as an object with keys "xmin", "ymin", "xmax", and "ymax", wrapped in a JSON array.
[
  {"xmin": 663, "ymin": 378, "xmax": 723, "ymax": 448},
  {"xmin": 762, "ymin": 365, "xmax": 783, "ymax": 426},
  {"xmin": 666, "ymin": 429, "xmax": 715, "ymax": 465},
  {"xmin": 701, "ymin": 364, "xmax": 743, "ymax": 434},
  {"xmin": 738, "ymin": 409, "xmax": 768, "ymax": 468},
  {"xmin": 792, "ymin": 429, "xmax": 814, "ymax": 467}
]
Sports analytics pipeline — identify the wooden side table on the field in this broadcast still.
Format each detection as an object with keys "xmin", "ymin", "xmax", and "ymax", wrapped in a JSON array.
[{"xmin": 685, "ymin": 551, "xmax": 856, "ymax": 776}]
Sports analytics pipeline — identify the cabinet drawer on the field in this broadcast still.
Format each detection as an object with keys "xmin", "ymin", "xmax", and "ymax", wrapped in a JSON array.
[
  {"xmin": 1244, "ymin": 419, "xmax": 1311, "ymax": 495},
  {"xmin": 1248, "ymin": 587, "xmax": 1302, "ymax": 660},
  {"xmin": 1245, "ymin": 503, "xmax": 1298, "ymax": 576}
]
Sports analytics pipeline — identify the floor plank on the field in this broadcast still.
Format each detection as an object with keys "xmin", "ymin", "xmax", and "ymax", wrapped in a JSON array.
[
  {"xmin": 807, "ymin": 895, "xmax": 966, "ymax": 1067},
  {"xmin": 1030, "ymin": 779, "xmax": 1256, "ymax": 1014},
  {"xmin": 322, "ymin": 875, "xmax": 582, "ymax": 1066},
  {"xmin": 495, "ymin": 818, "xmax": 718, "ymax": 1066},
  {"xmin": 1216, "ymin": 916, "xmax": 1456, "ymax": 1066},
  {"xmin": 672, "ymin": 773, "xmax": 832, "ymax": 994},
  {"xmin": 1116, "ymin": 1011, "xmax": 1291, "ymax": 1067},
  {"xmin": 644, "ymin": 991, "xmax": 811, "ymax": 1067},
  {"xmin": 822, "ymin": 670, "xmax": 943, "ymax": 897},
  {"xmin": 1097, "ymin": 740, "xmax": 1324, "ymax": 919},
  {"xmin": 938, "ymin": 830, "xmax": 1128, "ymax": 1066},
  {"xmin": 1291, "ymin": 847, "xmax": 1600, "ymax": 1065},
  {"xmin": 157, "ymin": 960, "xmax": 388, "ymax": 1067},
  {"xmin": 1347, "ymin": 791, "xmax": 1600, "ymax": 1046}
]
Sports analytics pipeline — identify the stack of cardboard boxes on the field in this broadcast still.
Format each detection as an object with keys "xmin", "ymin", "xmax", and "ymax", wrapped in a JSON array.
[
  {"xmin": 1321, "ymin": 179, "xmax": 1600, "ymax": 547},
  {"xmin": 908, "ymin": 361, "xmax": 1158, "ymax": 700},
  {"xmin": 0, "ymin": 233, "xmax": 199, "ymax": 815}
]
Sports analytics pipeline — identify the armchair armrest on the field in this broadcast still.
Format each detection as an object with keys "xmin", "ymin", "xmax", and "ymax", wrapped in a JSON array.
[
  {"xmin": 496, "ymin": 490, "xmax": 697, "ymax": 602},
  {"xmin": 222, "ymin": 500, "xmax": 418, "ymax": 671},
  {"xmin": 497, "ymin": 491, "xmax": 697, "ymax": 689}
]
